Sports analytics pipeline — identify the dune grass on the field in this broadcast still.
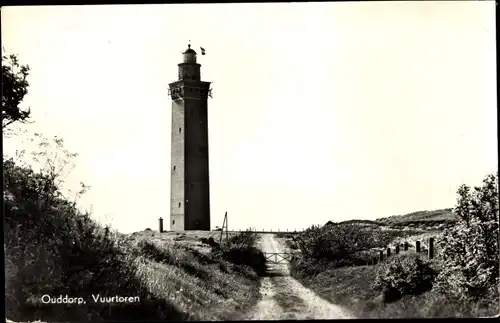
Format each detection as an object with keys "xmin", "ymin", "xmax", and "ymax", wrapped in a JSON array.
[
  {"xmin": 3, "ymin": 152, "xmax": 270, "ymax": 322},
  {"xmin": 375, "ymin": 208, "xmax": 458, "ymax": 227},
  {"xmin": 5, "ymin": 223, "xmax": 263, "ymax": 322},
  {"xmin": 4, "ymin": 199, "xmax": 263, "ymax": 322}
]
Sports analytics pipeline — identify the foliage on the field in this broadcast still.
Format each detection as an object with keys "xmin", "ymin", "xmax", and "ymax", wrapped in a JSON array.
[
  {"xmin": 299, "ymin": 224, "xmax": 375, "ymax": 261},
  {"xmin": 293, "ymin": 223, "xmax": 422, "ymax": 267},
  {"xmin": 3, "ymin": 134, "xmax": 186, "ymax": 321},
  {"xmin": 226, "ymin": 230, "xmax": 257, "ymax": 247},
  {"xmin": 2, "ymin": 53, "xmax": 31, "ymax": 129},
  {"xmin": 434, "ymin": 172, "xmax": 499, "ymax": 301},
  {"xmin": 373, "ymin": 254, "xmax": 436, "ymax": 303},
  {"xmin": 291, "ymin": 260, "xmax": 497, "ymax": 318},
  {"xmin": 286, "ymin": 172, "xmax": 499, "ymax": 317},
  {"xmin": 212, "ymin": 231, "xmax": 266, "ymax": 277}
]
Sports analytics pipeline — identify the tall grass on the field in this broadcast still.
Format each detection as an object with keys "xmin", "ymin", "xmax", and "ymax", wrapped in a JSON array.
[{"xmin": 3, "ymin": 138, "xmax": 264, "ymax": 322}]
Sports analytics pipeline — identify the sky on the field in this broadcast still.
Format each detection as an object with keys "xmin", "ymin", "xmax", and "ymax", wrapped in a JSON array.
[{"xmin": 2, "ymin": 2, "xmax": 497, "ymax": 233}]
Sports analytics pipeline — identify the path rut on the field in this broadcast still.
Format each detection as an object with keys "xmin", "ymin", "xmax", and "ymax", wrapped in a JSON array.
[{"xmin": 245, "ymin": 234, "xmax": 354, "ymax": 320}]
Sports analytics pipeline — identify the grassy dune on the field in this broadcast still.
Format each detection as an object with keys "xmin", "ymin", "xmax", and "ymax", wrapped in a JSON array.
[
  {"xmin": 4, "ymin": 146, "xmax": 267, "ymax": 322},
  {"xmin": 5, "ymin": 211, "xmax": 264, "ymax": 322},
  {"xmin": 122, "ymin": 231, "xmax": 263, "ymax": 321},
  {"xmin": 4, "ymin": 130, "xmax": 270, "ymax": 322},
  {"xmin": 375, "ymin": 208, "xmax": 458, "ymax": 227},
  {"xmin": 283, "ymin": 202, "xmax": 499, "ymax": 318}
]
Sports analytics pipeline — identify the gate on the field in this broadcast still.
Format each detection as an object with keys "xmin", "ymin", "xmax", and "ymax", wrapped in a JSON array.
[{"xmin": 264, "ymin": 252, "xmax": 300, "ymax": 264}]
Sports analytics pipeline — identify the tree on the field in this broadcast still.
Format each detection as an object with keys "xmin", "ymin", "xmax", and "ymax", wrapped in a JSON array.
[
  {"xmin": 2, "ymin": 53, "xmax": 31, "ymax": 129},
  {"xmin": 435, "ymin": 172, "xmax": 499, "ymax": 300}
]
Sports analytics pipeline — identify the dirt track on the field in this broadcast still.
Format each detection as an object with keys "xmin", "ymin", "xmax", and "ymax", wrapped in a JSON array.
[{"xmin": 244, "ymin": 234, "xmax": 354, "ymax": 320}]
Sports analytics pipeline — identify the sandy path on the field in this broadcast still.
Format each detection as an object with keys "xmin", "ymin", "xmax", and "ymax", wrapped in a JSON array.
[{"xmin": 245, "ymin": 234, "xmax": 355, "ymax": 320}]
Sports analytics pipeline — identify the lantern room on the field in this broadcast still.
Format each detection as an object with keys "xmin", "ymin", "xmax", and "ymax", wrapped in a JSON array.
[{"xmin": 182, "ymin": 44, "xmax": 197, "ymax": 64}]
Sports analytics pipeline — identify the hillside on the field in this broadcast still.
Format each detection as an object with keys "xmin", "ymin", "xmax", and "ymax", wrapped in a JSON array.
[
  {"xmin": 280, "ymin": 174, "xmax": 499, "ymax": 318},
  {"xmin": 375, "ymin": 208, "xmax": 457, "ymax": 226},
  {"xmin": 4, "ymin": 154, "xmax": 266, "ymax": 322},
  {"xmin": 323, "ymin": 208, "xmax": 458, "ymax": 231}
]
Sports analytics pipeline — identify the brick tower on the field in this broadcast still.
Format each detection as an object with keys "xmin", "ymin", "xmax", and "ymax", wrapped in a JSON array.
[{"xmin": 169, "ymin": 44, "xmax": 212, "ymax": 231}]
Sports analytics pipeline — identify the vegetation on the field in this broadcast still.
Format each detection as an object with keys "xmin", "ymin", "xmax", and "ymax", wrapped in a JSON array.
[
  {"xmin": 212, "ymin": 231, "xmax": 267, "ymax": 277},
  {"xmin": 372, "ymin": 254, "xmax": 436, "ymax": 303},
  {"xmin": 375, "ymin": 208, "xmax": 458, "ymax": 227},
  {"xmin": 287, "ymin": 173, "xmax": 499, "ymax": 318},
  {"xmin": 3, "ymin": 133, "xmax": 265, "ymax": 321},
  {"xmin": 433, "ymin": 173, "xmax": 499, "ymax": 302},
  {"xmin": 285, "ymin": 223, "xmax": 423, "ymax": 270},
  {"xmin": 2, "ymin": 53, "xmax": 31, "ymax": 129},
  {"xmin": 3, "ymin": 53, "xmax": 265, "ymax": 321}
]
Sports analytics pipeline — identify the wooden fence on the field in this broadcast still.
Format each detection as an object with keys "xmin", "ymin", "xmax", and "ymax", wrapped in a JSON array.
[{"xmin": 363, "ymin": 238, "xmax": 438, "ymax": 266}]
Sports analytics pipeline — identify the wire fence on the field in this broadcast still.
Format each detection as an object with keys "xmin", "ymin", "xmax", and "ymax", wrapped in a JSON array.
[{"xmin": 157, "ymin": 217, "xmax": 306, "ymax": 234}]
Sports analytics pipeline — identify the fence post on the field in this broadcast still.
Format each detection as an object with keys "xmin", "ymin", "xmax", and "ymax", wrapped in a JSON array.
[
  {"xmin": 416, "ymin": 241, "xmax": 421, "ymax": 253},
  {"xmin": 428, "ymin": 238, "xmax": 434, "ymax": 259},
  {"xmin": 159, "ymin": 217, "xmax": 163, "ymax": 233},
  {"xmin": 404, "ymin": 241, "xmax": 409, "ymax": 251},
  {"xmin": 387, "ymin": 247, "xmax": 391, "ymax": 258},
  {"xmin": 379, "ymin": 250, "xmax": 383, "ymax": 262},
  {"xmin": 395, "ymin": 245, "xmax": 400, "ymax": 255}
]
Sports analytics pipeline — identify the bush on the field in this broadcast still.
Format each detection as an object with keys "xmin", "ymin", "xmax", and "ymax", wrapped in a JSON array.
[
  {"xmin": 226, "ymin": 230, "xmax": 257, "ymax": 247},
  {"xmin": 211, "ymin": 231, "xmax": 266, "ymax": 277},
  {"xmin": 434, "ymin": 173, "xmax": 499, "ymax": 301},
  {"xmin": 298, "ymin": 224, "xmax": 376, "ymax": 261},
  {"xmin": 3, "ymin": 136, "xmax": 186, "ymax": 321},
  {"xmin": 373, "ymin": 254, "xmax": 436, "ymax": 303},
  {"xmin": 293, "ymin": 223, "xmax": 422, "ymax": 267}
]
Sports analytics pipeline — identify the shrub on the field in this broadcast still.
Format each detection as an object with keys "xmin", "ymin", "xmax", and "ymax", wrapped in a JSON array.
[
  {"xmin": 293, "ymin": 223, "xmax": 422, "ymax": 267},
  {"xmin": 211, "ymin": 231, "xmax": 266, "ymax": 277},
  {"xmin": 226, "ymin": 230, "xmax": 257, "ymax": 247},
  {"xmin": 298, "ymin": 224, "xmax": 377, "ymax": 261},
  {"xmin": 373, "ymin": 254, "xmax": 436, "ymax": 303},
  {"xmin": 434, "ymin": 173, "xmax": 499, "ymax": 301},
  {"xmin": 3, "ymin": 135, "xmax": 187, "ymax": 321}
]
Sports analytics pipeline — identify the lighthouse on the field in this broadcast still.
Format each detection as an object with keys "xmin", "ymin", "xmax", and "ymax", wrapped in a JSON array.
[{"xmin": 169, "ymin": 44, "xmax": 212, "ymax": 231}]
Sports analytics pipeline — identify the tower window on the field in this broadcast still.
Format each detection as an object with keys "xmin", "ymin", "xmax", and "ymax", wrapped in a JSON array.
[
  {"xmin": 173, "ymin": 165, "xmax": 176, "ymax": 171},
  {"xmin": 172, "ymin": 220, "xmax": 175, "ymax": 225},
  {"xmin": 179, "ymin": 127, "xmax": 182, "ymax": 133},
  {"xmin": 178, "ymin": 202, "xmax": 181, "ymax": 208}
]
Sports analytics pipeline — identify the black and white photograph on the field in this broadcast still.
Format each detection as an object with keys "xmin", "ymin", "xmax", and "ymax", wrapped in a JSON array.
[{"xmin": 2, "ymin": 1, "xmax": 499, "ymax": 321}]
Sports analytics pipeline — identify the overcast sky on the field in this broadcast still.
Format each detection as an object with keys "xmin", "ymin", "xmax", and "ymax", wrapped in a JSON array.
[{"xmin": 2, "ymin": 2, "xmax": 497, "ymax": 233}]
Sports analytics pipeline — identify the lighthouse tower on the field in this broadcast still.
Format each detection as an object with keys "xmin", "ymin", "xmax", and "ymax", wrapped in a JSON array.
[{"xmin": 169, "ymin": 44, "xmax": 212, "ymax": 231}]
